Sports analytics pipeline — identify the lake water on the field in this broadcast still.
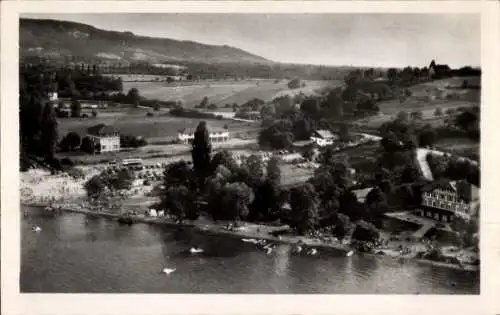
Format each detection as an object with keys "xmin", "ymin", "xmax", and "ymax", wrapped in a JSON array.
[{"xmin": 21, "ymin": 206, "xmax": 479, "ymax": 294}]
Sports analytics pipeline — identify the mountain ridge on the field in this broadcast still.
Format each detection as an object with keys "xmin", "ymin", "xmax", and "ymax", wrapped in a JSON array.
[{"xmin": 20, "ymin": 18, "xmax": 272, "ymax": 65}]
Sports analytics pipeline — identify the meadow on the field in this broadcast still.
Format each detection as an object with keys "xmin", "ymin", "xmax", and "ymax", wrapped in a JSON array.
[
  {"xmin": 58, "ymin": 108, "xmax": 259, "ymax": 141},
  {"xmin": 355, "ymin": 76, "xmax": 480, "ymax": 129},
  {"xmin": 122, "ymin": 79, "xmax": 340, "ymax": 108}
]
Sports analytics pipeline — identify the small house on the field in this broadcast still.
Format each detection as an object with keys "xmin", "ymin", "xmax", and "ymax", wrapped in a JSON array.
[
  {"xmin": 310, "ymin": 129, "xmax": 338, "ymax": 147},
  {"xmin": 87, "ymin": 124, "xmax": 120, "ymax": 153}
]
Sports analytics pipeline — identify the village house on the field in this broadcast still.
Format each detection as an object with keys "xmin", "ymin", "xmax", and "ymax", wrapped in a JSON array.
[
  {"xmin": 87, "ymin": 124, "xmax": 121, "ymax": 153},
  {"xmin": 417, "ymin": 180, "xmax": 479, "ymax": 222},
  {"xmin": 310, "ymin": 129, "xmax": 338, "ymax": 147},
  {"xmin": 177, "ymin": 127, "xmax": 230, "ymax": 145},
  {"xmin": 428, "ymin": 60, "xmax": 451, "ymax": 79}
]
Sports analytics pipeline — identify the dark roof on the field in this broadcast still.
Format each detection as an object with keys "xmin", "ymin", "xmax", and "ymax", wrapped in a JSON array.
[
  {"xmin": 87, "ymin": 124, "xmax": 118, "ymax": 136},
  {"xmin": 422, "ymin": 179, "xmax": 479, "ymax": 203}
]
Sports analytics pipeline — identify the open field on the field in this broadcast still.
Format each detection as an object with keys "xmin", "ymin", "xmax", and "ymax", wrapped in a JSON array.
[
  {"xmin": 353, "ymin": 76, "xmax": 480, "ymax": 129},
  {"xmin": 122, "ymin": 79, "xmax": 341, "ymax": 108},
  {"xmin": 58, "ymin": 109, "xmax": 259, "ymax": 140},
  {"xmin": 434, "ymin": 137, "xmax": 479, "ymax": 160}
]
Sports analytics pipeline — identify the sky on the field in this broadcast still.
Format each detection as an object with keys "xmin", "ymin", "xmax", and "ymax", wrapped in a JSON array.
[{"xmin": 22, "ymin": 13, "xmax": 480, "ymax": 68}]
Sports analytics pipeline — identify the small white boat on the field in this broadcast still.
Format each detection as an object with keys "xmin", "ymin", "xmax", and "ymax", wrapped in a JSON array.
[
  {"xmin": 162, "ymin": 268, "xmax": 176, "ymax": 275},
  {"xmin": 295, "ymin": 245, "xmax": 303, "ymax": 253},
  {"xmin": 190, "ymin": 247, "xmax": 204, "ymax": 254},
  {"xmin": 32, "ymin": 225, "xmax": 42, "ymax": 232},
  {"xmin": 346, "ymin": 250, "xmax": 354, "ymax": 257},
  {"xmin": 265, "ymin": 247, "xmax": 273, "ymax": 255},
  {"xmin": 241, "ymin": 238, "xmax": 258, "ymax": 243},
  {"xmin": 308, "ymin": 248, "xmax": 318, "ymax": 255}
]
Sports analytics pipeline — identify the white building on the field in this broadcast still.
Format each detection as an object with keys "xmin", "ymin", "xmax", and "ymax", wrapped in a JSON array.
[
  {"xmin": 87, "ymin": 124, "xmax": 121, "ymax": 153},
  {"xmin": 177, "ymin": 128, "xmax": 230, "ymax": 145},
  {"xmin": 418, "ymin": 180, "xmax": 480, "ymax": 222},
  {"xmin": 310, "ymin": 129, "xmax": 338, "ymax": 147}
]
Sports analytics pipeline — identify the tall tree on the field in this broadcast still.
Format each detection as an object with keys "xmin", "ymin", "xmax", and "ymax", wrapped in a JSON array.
[
  {"xmin": 70, "ymin": 99, "xmax": 82, "ymax": 118},
  {"xmin": 289, "ymin": 183, "xmax": 319, "ymax": 235},
  {"xmin": 266, "ymin": 156, "xmax": 281, "ymax": 185},
  {"xmin": 40, "ymin": 102, "xmax": 58, "ymax": 159},
  {"xmin": 191, "ymin": 121, "xmax": 212, "ymax": 182}
]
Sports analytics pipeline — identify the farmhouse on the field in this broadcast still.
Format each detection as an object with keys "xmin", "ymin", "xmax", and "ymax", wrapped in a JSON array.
[
  {"xmin": 310, "ymin": 129, "xmax": 338, "ymax": 147},
  {"xmin": 416, "ymin": 179, "xmax": 479, "ymax": 222},
  {"xmin": 87, "ymin": 124, "xmax": 121, "ymax": 153},
  {"xmin": 429, "ymin": 60, "xmax": 451, "ymax": 78},
  {"xmin": 177, "ymin": 127, "xmax": 230, "ymax": 145}
]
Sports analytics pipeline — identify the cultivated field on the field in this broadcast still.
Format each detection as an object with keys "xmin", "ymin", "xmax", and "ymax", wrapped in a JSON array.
[
  {"xmin": 58, "ymin": 109, "xmax": 259, "ymax": 140},
  {"xmin": 355, "ymin": 76, "xmax": 480, "ymax": 129},
  {"xmin": 122, "ymin": 79, "xmax": 341, "ymax": 108}
]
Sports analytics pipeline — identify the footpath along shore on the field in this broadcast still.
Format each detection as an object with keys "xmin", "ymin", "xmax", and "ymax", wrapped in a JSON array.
[{"xmin": 23, "ymin": 202, "xmax": 478, "ymax": 272}]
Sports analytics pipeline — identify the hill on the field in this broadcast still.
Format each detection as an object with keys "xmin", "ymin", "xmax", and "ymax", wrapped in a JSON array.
[{"xmin": 20, "ymin": 18, "xmax": 271, "ymax": 65}]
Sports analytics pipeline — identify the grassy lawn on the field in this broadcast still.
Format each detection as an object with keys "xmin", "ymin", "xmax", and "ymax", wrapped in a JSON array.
[
  {"xmin": 122, "ymin": 79, "xmax": 340, "ymax": 108},
  {"xmin": 58, "ymin": 111, "xmax": 258, "ymax": 140},
  {"xmin": 434, "ymin": 137, "xmax": 479, "ymax": 160}
]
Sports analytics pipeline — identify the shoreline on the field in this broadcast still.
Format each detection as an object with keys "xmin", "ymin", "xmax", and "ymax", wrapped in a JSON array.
[{"xmin": 23, "ymin": 202, "xmax": 479, "ymax": 273}]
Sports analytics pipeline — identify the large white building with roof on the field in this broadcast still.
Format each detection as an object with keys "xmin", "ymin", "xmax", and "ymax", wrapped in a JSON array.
[
  {"xmin": 177, "ymin": 127, "xmax": 229, "ymax": 145},
  {"xmin": 310, "ymin": 129, "xmax": 338, "ymax": 147},
  {"xmin": 87, "ymin": 124, "xmax": 121, "ymax": 153}
]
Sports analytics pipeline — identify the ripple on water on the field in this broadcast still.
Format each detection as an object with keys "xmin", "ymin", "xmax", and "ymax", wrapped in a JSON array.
[{"xmin": 21, "ymin": 206, "xmax": 479, "ymax": 294}]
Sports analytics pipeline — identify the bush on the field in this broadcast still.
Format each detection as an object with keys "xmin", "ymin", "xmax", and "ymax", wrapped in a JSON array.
[
  {"xmin": 120, "ymin": 135, "xmax": 148, "ymax": 148},
  {"xmin": 351, "ymin": 220, "xmax": 379, "ymax": 242},
  {"xmin": 287, "ymin": 78, "xmax": 301, "ymax": 89}
]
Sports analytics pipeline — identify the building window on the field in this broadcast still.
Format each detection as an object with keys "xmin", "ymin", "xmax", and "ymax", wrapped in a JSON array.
[
  {"xmin": 102, "ymin": 145, "xmax": 106, "ymax": 150},
  {"xmin": 443, "ymin": 215, "xmax": 448, "ymax": 222},
  {"xmin": 427, "ymin": 211, "xmax": 432, "ymax": 217},
  {"xmin": 434, "ymin": 213, "xmax": 439, "ymax": 220}
]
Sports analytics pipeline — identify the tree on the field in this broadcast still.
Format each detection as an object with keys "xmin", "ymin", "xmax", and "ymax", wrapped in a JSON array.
[
  {"xmin": 287, "ymin": 78, "xmax": 301, "ymax": 89},
  {"xmin": 266, "ymin": 156, "xmax": 281, "ymax": 185},
  {"xmin": 84, "ymin": 175, "xmax": 106, "ymax": 198},
  {"xmin": 387, "ymin": 68, "xmax": 399, "ymax": 81},
  {"xmin": 211, "ymin": 150, "xmax": 237, "ymax": 174},
  {"xmin": 251, "ymin": 179, "xmax": 282, "ymax": 221},
  {"xmin": 127, "ymin": 88, "xmax": 141, "ymax": 105},
  {"xmin": 243, "ymin": 155, "xmax": 265, "ymax": 187},
  {"xmin": 434, "ymin": 108, "xmax": 443, "ymax": 117},
  {"xmin": 445, "ymin": 108, "xmax": 455, "ymax": 116},
  {"xmin": 208, "ymin": 103, "xmax": 218, "ymax": 110},
  {"xmin": 191, "ymin": 121, "xmax": 212, "ymax": 181},
  {"xmin": 80, "ymin": 136, "xmax": 96, "ymax": 154},
  {"xmin": 164, "ymin": 185, "xmax": 195, "ymax": 223},
  {"xmin": 300, "ymin": 98, "xmax": 320, "ymax": 118},
  {"xmin": 365, "ymin": 188, "xmax": 388, "ymax": 225},
  {"xmin": 418, "ymin": 128, "xmax": 437, "ymax": 147},
  {"xmin": 199, "ymin": 96, "xmax": 209, "ymax": 108},
  {"xmin": 70, "ymin": 99, "xmax": 82, "ymax": 118},
  {"xmin": 410, "ymin": 111, "xmax": 423, "ymax": 120},
  {"xmin": 289, "ymin": 183, "xmax": 319, "ymax": 235},
  {"xmin": 396, "ymin": 111, "xmax": 409, "ymax": 122},
  {"xmin": 352, "ymin": 220, "xmax": 379, "ymax": 242},
  {"xmin": 332, "ymin": 213, "xmax": 351, "ymax": 240},
  {"xmin": 220, "ymin": 182, "xmax": 254, "ymax": 221},
  {"xmin": 61, "ymin": 131, "xmax": 81, "ymax": 151},
  {"xmin": 40, "ymin": 102, "xmax": 58, "ymax": 158},
  {"xmin": 260, "ymin": 103, "xmax": 276, "ymax": 121}
]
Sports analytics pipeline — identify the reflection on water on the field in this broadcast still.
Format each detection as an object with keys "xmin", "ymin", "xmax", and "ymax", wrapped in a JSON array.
[{"xmin": 21, "ymin": 206, "xmax": 479, "ymax": 294}]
